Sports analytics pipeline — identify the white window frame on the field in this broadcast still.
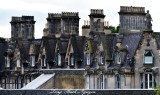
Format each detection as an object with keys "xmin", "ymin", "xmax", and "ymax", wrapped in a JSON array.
[
  {"xmin": 99, "ymin": 74, "xmax": 104, "ymax": 89},
  {"xmin": 85, "ymin": 75, "xmax": 90, "ymax": 89},
  {"xmin": 141, "ymin": 73, "xmax": 155, "ymax": 89}
]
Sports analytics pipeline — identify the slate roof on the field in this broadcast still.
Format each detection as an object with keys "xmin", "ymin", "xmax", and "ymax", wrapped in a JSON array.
[
  {"xmin": 120, "ymin": 33, "xmax": 142, "ymax": 67},
  {"xmin": 57, "ymin": 38, "xmax": 69, "ymax": 54},
  {"xmin": 17, "ymin": 40, "xmax": 31, "ymax": 63},
  {"xmin": 153, "ymin": 32, "xmax": 160, "ymax": 49},
  {"xmin": 101, "ymin": 34, "xmax": 116, "ymax": 61},
  {"xmin": 31, "ymin": 39, "xmax": 41, "ymax": 63},
  {"xmin": 42, "ymin": 36, "xmax": 57, "ymax": 62},
  {"xmin": 70, "ymin": 35, "xmax": 86, "ymax": 61},
  {"xmin": 0, "ymin": 41, "xmax": 8, "ymax": 72}
]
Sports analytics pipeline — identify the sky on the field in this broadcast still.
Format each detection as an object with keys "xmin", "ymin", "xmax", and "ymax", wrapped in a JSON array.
[{"xmin": 0, "ymin": 0, "xmax": 159, "ymax": 38}]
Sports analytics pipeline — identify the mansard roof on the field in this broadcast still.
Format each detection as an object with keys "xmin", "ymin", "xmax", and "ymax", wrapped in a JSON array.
[{"xmin": 120, "ymin": 33, "xmax": 142, "ymax": 67}]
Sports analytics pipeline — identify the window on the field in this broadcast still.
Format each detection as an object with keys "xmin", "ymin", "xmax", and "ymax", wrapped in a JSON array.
[
  {"xmin": 70, "ymin": 53, "xmax": 74, "ymax": 66},
  {"xmin": 17, "ymin": 59, "xmax": 20, "ymax": 68},
  {"xmin": 41, "ymin": 55, "xmax": 46, "ymax": 67},
  {"xmin": 86, "ymin": 52, "xmax": 90, "ymax": 65},
  {"xmin": 85, "ymin": 75, "xmax": 90, "ymax": 89},
  {"xmin": 5, "ymin": 56, "xmax": 10, "ymax": 68},
  {"xmin": 117, "ymin": 52, "xmax": 121, "ymax": 64},
  {"xmin": 57, "ymin": 52, "xmax": 61, "ymax": 66},
  {"xmin": 99, "ymin": 74, "xmax": 104, "ymax": 89},
  {"xmin": 99, "ymin": 52, "xmax": 105, "ymax": 65},
  {"xmin": 17, "ymin": 76, "xmax": 22, "ymax": 89},
  {"xmin": 144, "ymin": 50, "xmax": 153, "ymax": 64},
  {"xmin": 115, "ymin": 74, "xmax": 121, "ymax": 89},
  {"xmin": 141, "ymin": 73, "xmax": 155, "ymax": 89},
  {"xmin": 30, "ymin": 56, "xmax": 35, "ymax": 67}
]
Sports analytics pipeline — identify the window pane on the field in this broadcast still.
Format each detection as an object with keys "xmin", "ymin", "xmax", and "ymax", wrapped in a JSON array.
[
  {"xmin": 145, "ymin": 74, "xmax": 148, "ymax": 89},
  {"xmin": 58, "ymin": 54, "xmax": 61, "ymax": 66},
  {"xmin": 144, "ymin": 57, "xmax": 153, "ymax": 64},
  {"xmin": 86, "ymin": 53, "xmax": 90, "ymax": 65}
]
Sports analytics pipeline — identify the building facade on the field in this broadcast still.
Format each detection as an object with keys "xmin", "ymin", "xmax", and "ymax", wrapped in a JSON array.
[{"xmin": 0, "ymin": 6, "xmax": 160, "ymax": 90}]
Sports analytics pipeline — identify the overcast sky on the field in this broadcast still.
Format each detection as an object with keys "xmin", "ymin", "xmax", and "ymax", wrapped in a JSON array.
[{"xmin": 0, "ymin": 0, "xmax": 159, "ymax": 38}]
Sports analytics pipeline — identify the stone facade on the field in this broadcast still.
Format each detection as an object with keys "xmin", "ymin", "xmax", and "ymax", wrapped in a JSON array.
[{"xmin": 119, "ymin": 6, "xmax": 146, "ymax": 33}]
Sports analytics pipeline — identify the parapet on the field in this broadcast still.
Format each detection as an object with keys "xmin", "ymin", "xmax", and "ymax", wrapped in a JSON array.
[
  {"xmin": 62, "ymin": 12, "xmax": 79, "ymax": 17},
  {"xmin": 89, "ymin": 9, "xmax": 105, "ymax": 18},
  {"xmin": 11, "ymin": 16, "xmax": 21, "ymax": 22},
  {"xmin": 21, "ymin": 16, "xmax": 34, "ymax": 21},
  {"xmin": 48, "ymin": 13, "xmax": 61, "ymax": 19},
  {"xmin": 90, "ymin": 9, "xmax": 104, "ymax": 15},
  {"xmin": 119, "ymin": 6, "xmax": 145, "ymax": 13},
  {"xmin": 10, "ymin": 16, "xmax": 35, "ymax": 23}
]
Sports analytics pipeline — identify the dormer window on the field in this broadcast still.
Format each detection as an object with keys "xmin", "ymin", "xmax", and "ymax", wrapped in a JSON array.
[
  {"xmin": 17, "ymin": 59, "xmax": 21, "ymax": 68},
  {"xmin": 5, "ymin": 56, "xmax": 10, "ymax": 68},
  {"xmin": 30, "ymin": 55, "xmax": 35, "ymax": 67},
  {"xmin": 86, "ymin": 52, "xmax": 90, "ymax": 65},
  {"xmin": 57, "ymin": 52, "xmax": 61, "ymax": 66},
  {"xmin": 41, "ymin": 55, "xmax": 46, "ymax": 67},
  {"xmin": 144, "ymin": 50, "xmax": 153, "ymax": 64},
  {"xmin": 117, "ymin": 52, "xmax": 121, "ymax": 64},
  {"xmin": 99, "ymin": 52, "xmax": 105, "ymax": 65},
  {"xmin": 70, "ymin": 53, "xmax": 74, "ymax": 66}
]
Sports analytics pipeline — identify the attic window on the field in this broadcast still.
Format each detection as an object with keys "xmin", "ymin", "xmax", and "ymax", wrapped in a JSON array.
[
  {"xmin": 30, "ymin": 55, "xmax": 35, "ymax": 67},
  {"xmin": 99, "ymin": 52, "xmax": 105, "ymax": 65},
  {"xmin": 144, "ymin": 50, "xmax": 153, "ymax": 64},
  {"xmin": 57, "ymin": 52, "xmax": 61, "ymax": 66},
  {"xmin": 41, "ymin": 55, "xmax": 46, "ymax": 67},
  {"xmin": 117, "ymin": 52, "xmax": 121, "ymax": 64},
  {"xmin": 86, "ymin": 52, "xmax": 90, "ymax": 65},
  {"xmin": 5, "ymin": 56, "xmax": 10, "ymax": 68},
  {"xmin": 17, "ymin": 59, "xmax": 21, "ymax": 68},
  {"xmin": 70, "ymin": 53, "xmax": 74, "ymax": 66}
]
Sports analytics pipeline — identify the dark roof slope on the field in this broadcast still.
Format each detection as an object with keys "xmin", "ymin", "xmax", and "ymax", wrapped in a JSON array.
[
  {"xmin": 0, "ymin": 42, "xmax": 8, "ymax": 71},
  {"xmin": 17, "ymin": 40, "xmax": 31, "ymax": 63},
  {"xmin": 42, "ymin": 37, "xmax": 57, "ymax": 62},
  {"xmin": 101, "ymin": 34, "xmax": 116, "ymax": 60},
  {"xmin": 120, "ymin": 33, "xmax": 142, "ymax": 67},
  {"xmin": 70, "ymin": 36, "xmax": 86, "ymax": 61},
  {"xmin": 153, "ymin": 32, "xmax": 160, "ymax": 49}
]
